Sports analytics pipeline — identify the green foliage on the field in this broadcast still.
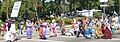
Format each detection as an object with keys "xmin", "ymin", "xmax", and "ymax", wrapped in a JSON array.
[
  {"xmin": 19, "ymin": 0, "xmax": 39, "ymax": 20},
  {"xmin": 1, "ymin": 0, "xmax": 15, "ymax": 18},
  {"xmin": 93, "ymin": 12, "xmax": 102, "ymax": 19},
  {"xmin": 64, "ymin": 18, "xmax": 71, "ymax": 25}
]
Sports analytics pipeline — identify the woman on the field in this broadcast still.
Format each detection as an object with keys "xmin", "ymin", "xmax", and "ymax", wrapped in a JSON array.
[
  {"xmin": 8, "ymin": 19, "xmax": 17, "ymax": 41},
  {"xmin": 76, "ymin": 19, "xmax": 84, "ymax": 38},
  {"xmin": 39, "ymin": 19, "xmax": 48, "ymax": 39},
  {"xmin": 82, "ymin": 16, "xmax": 88, "ymax": 31},
  {"xmin": 4, "ymin": 20, "xmax": 12, "ymax": 42},
  {"xmin": 70, "ymin": 18, "xmax": 77, "ymax": 36},
  {"xmin": 94, "ymin": 20, "xmax": 103, "ymax": 38},
  {"xmin": 102, "ymin": 23, "xmax": 112, "ymax": 39},
  {"xmin": 84, "ymin": 19, "xmax": 93, "ymax": 39},
  {"xmin": 60, "ymin": 19, "xmax": 66, "ymax": 35},
  {"xmin": 111, "ymin": 16, "xmax": 117, "ymax": 34},
  {"xmin": 71, "ymin": 18, "xmax": 76, "ymax": 29},
  {"xmin": 1, "ymin": 22, "xmax": 7, "ymax": 36},
  {"xmin": 26, "ymin": 20, "xmax": 32, "ymax": 39},
  {"xmin": 50, "ymin": 19, "xmax": 57, "ymax": 37}
]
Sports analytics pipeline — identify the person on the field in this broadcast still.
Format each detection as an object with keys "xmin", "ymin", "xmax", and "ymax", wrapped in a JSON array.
[
  {"xmin": 26, "ymin": 20, "xmax": 32, "ymax": 39},
  {"xmin": 94, "ymin": 20, "xmax": 103, "ymax": 38},
  {"xmin": 20, "ymin": 21, "xmax": 24, "ymax": 34},
  {"xmin": 102, "ymin": 23, "xmax": 112, "ymax": 39},
  {"xmin": 39, "ymin": 19, "xmax": 48, "ymax": 39},
  {"xmin": 50, "ymin": 19, "xmax": 57, "ymax": 37},
  {"xmin": 4, "ymin": 20, "xmax": 12, "ymax": 42},
  {"xmin": 84, "ymin": 19, "xmax": 93, "ymax": 39},
  {"xmin": 82, "ymin": 16, "xmax": 88, "ymax": 31},
  {"xmin": 18, "ymin": 21, "xmax": 21, "ymax": 35},
  {"xmin": 71, "ymin": 18, "xmax": 76, "ymax": 29},
  {"xmin": 81, "ymin": 16, "xmax": 88, "ymax": 36},
  {"xmin": 9, "ymin": 18, "xmax": 17, "ymax": 41},
  {"xmin": 60, "ymin": 18, "xmax": 66, "ymax": 35},
  {"xmin": 76, "ymin": 19, "xmax": 84, "ymax": 38},
  {"xmin": 69, "ymin": 18, "xmax": 77, "ymax": 36},
  {"xmin": 1, "ymin": 22, "xmax": 7, "ymax": 36}
]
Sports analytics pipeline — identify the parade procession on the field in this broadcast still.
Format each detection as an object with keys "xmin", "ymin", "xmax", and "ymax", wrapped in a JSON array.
[{"xmin": 0, "ymin": 0, "xmax": 120, "ymax": 42}]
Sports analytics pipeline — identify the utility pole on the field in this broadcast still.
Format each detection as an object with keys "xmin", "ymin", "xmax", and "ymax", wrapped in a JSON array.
[{"xmin": 7, "ymin": 0, "xmax": 9, "ymax": 19}]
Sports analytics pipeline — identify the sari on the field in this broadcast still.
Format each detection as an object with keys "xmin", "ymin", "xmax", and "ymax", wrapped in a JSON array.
[
  {"xmin": 50, "ymin": 23, "xmax": 57, "ymax": 36},
  {"xmin": 95, "ymin": 22, "xmax": 103, "ymax": 38},
  {"xmin": 39, "ymin": 22, "xmax": 47, "ymax": 39},
  {"xmin": 26, "ymin": 21, "xmax": 32, "ymax": 39},
  {"xmin": 84, "ymin": 27, "xmax": 93, "ymax": 39},
  {"xmin": 102, "ymin": 24, "xmax": 112, "ymax": 39}
]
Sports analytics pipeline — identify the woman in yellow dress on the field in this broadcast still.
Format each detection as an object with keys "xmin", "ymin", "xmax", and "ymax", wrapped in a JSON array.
[{"xmin": 94, "ymin": 20, "xmax": 103, "ymax": 38}]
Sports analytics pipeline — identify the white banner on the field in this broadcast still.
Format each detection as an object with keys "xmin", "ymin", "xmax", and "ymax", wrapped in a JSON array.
[{"xmin": 11, "ymin": 1, "xmax": 22, "ymax": 17}]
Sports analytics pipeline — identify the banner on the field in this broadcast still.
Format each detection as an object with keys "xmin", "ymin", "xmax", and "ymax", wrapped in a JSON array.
[{"xmin": 11, "ymin": 1, "xmax": 22, "ymax": 17}]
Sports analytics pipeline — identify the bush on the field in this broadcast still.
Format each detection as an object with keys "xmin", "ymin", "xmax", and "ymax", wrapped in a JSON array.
[
  {"xmin": 46, "ymin": 17, "xmax": 72, "ymax": 25},
  {"xmin": 93, "ymin": 12, "xmax": 102, "ymax": 19},
  {"xmin": 46, "ymin": 19, "xmax": 51, "ymax": 23},
  {"xmin": 64, "ymin": 18, "xmax": 71, "ymax": 25}
]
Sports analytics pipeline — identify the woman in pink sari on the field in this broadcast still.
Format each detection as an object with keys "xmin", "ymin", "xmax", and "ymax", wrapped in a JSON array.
[{"xmin": 50, "ymin": 19, "xmax": 57, "ymax": 37}]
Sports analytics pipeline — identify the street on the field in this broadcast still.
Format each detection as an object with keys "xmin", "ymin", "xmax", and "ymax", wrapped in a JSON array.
[{"xmin": 1, "ymin": 27, "xmax": 120, "ymax": 42}]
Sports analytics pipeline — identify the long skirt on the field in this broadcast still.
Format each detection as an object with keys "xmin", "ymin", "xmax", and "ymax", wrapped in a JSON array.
[
  {"xmin": 50, "ymin": 28, "xmax": 57, "ymax": 36},
  {"xmin": 26, "ymin": 28, "xmax": 32, "ymax": 39},
  {"xmin": 38, "ymin": 27, "xmax": 43, "ymax": 39},
  {"xmin": 102, "ymin": 27, "xmax": 112, "ymax": 39},
  {"xmin": 111, "ymin": 28, "xmax": 116, "ymax": 34},
  {"xmin": 95, "ymin": 27, "xmax": 103, "ymax": 38},
  {"xmin": 61, "ymin": 25, "xmax": 65, "ymax": 35},
  {"xmin": 42, "ymin": 27, "xmax": 47, "ymax": 39},
  {"xmin": 84, "ymin": 27, "xmax": 93, "ymax": 39}
]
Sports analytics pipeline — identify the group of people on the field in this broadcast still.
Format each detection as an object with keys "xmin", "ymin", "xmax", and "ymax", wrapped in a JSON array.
[
  {"xmin": 1, "ymin": 16, "xmax": 119, "ymax": 42},
  {"xmin": 1, "ymin": 18, "xmax": 16, "ymax": 42},
  {"xmin": 26, "ymin": 16, "xmax": 119, "ymax": 40},
  {"xmin": 69, "ymin": 16, "xmax": 119, "ymax": 39}
]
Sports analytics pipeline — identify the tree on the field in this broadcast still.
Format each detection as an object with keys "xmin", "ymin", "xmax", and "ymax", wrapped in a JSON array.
[
  {"xmin": 1, "ymin": 0, "xmax": 15, "ymax": 19},
  {"xmin": 19, "ymin": 0, "xmax": 39, "ymax": 20}
]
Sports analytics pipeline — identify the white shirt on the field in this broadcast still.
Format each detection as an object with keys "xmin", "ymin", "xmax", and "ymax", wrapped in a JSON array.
[{"xmin": 10, "ymin": 23, "xmax": 16, "ymax": 33}]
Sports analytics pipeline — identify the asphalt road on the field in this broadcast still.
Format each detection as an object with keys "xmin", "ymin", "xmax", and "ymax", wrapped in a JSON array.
[{"xmin": 1, "ymin": 27, "xmax": 120, "ymax": 42}]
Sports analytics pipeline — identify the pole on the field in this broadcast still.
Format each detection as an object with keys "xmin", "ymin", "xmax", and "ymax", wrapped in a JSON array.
[
  {"xmin": 7, "ymin": 0, "xmax": 9, "ymax": 20},
  {"xmin": 104, "ymin": 7, "xmax": 105, "ymax": 15}
]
